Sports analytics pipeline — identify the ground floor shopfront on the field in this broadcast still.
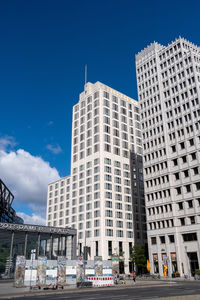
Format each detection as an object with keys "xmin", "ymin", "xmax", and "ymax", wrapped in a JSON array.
[{"xmin": 148, "ymin": 226, "xmax": 200, "ymax": 278}]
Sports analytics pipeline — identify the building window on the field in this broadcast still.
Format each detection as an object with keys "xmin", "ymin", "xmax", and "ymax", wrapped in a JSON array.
[
  {"xmin": 117, "ymin": 230, "xmax": 123, "ymax": 238},
  {"xmin": 188, "ymin": 200, "xmax": 193, "ymax": 208},
  {"xmin": 193, "ymin": 167, "xmax": 199, "ymax": 175},
  {"xmin": 185, "ymin": 184, "xmax": 191, "ymax": 193},
  {"xmin": 108, "ymin": 241, "xmax": 112, "ymax": 256},
  {"xmin": 179, "ymin": 218, "xmax": 185, "ymax": 226},
  {"xmin": 190, "ymin": 216, "xmax": 195, "ymax": 224},
  {"xmin": 195, "ymin": 182, "xmax": 200, "ymax": 190},
  {"xmin": 178, "ymin": 202, "xmax": 183, "ymax": 210},
  {"xmin": 151, "ymin": 237, "xmax": 157, "ymax": 245},
  {"xmin": 106, "ymin": 229, "xmax": 113, "ymax": 237},
  {"xmin": 182, "ymin": 232, "xmax": 197, "ymax": 242},
  {"xmin": 176, "ymin": 187, "xmax": 182, "ymax": 195},
  {"xmin": 171, "ymin": 145, "xmax": 176, "ymax": 153},
  {"xmin": 160, "ymin": 236, "xmax": 165, "ymax": 244},
  {"xmin": 168, "ymin": 235, "xmax": 174, "ymax": 243},
  {"xmin": 104, "ymin": 91, "xmax": 109, "ymax": 99},
  {"xmin": 94, "ymin": 230, "xmax": 99, "ymax": 237},
  {"xmin": 105, "ymin": 219, "xmax": 113, "ymax": 227},
  {"xmin": 191, "ymin": 152, "xmax": 197, "ymax": 160}
]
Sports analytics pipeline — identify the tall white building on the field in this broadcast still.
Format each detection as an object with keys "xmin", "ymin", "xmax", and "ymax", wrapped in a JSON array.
[
  {"xmin": 136, "ymin": 38, "xmax": 200, "ymax": 277},
  {"xmin": 46, "ymin": 81, "xmax": 146, "ymax": 273}
]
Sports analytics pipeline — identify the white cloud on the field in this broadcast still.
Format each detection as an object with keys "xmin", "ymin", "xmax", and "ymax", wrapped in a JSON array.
[
  {"xmin": 0, "ymin": 135, "xmax": 17, "ymax": 151},
  {"xmin": 46, "ymin": 144, "xmax": 62, "ymax": 154},
  {"xmin": 17, "ymin": 212, "xmax": 46, "ymax": 225},
  {"xmin": 0, "ymin": 149, "xmax": 60, "ymax": 224},
  {"xmin": 47, "ymin": 121, "xmax": 54, "ymax": 126}
]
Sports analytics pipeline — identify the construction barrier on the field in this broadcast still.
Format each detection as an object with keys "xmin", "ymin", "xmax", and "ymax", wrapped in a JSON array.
[{"xmin": 87, "ymin": 276, "xmax": 114, "ymax": 287}]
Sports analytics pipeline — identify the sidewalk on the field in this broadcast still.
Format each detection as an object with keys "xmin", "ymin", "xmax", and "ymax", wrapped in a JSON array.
[
  {"xmin": 0, "ymin": 279, "xmax": 178, "ymax": 299},
  {"xmin": 145, "ymin": 297, "xmax": 200, "ymax": 300}
]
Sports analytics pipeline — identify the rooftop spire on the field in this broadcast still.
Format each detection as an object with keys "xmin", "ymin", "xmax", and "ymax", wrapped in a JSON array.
[{"xmin": 85, "ymin": 64, "xmax": 87, "ymax": 87}]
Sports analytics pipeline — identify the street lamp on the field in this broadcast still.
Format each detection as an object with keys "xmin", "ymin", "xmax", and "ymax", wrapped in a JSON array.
[{"xmin": 185, "ymin": 246, "xmax": 190, "ymax": 278}]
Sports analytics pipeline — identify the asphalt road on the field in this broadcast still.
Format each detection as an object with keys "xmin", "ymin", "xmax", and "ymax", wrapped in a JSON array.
[{"xmin": 4, "ymin": 281, "xmax": 200, "ymax": 300}]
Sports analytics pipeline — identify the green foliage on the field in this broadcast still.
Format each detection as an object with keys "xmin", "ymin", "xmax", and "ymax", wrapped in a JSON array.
[
  {"xmin": 130, "ymin": 245, "xmax": 146, "ymax": 268},
  {"xmin": 111, "ymin": 251, "xmax": 124, "ymax": 261},
  {"xmin": 195, "ymin": 269, "xmax": 200, "ymax": 275},
  {"xmin": 0, "ymin": 244, "xmax": 10, "ymax": 273}
]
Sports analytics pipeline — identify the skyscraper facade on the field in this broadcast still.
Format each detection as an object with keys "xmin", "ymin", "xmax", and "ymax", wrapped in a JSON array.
[
  {"xmin": 136, "ymin": 38, "xmax": 200, "ymax": 277},
  {"xmin": 46, "ymin": 81, "xmax": 146, "ymax": 273}
]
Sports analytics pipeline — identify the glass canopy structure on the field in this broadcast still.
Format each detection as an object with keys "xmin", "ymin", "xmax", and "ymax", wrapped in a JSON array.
[{"xmin": 0, "ymin": 222, "xmax": 77, "ymax": 278}]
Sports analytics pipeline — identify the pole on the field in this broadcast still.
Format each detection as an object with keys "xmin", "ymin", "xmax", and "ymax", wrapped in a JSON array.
[
  {"xmin": 30, "ymin": 254, "xmax": 33, "ymax": 290},
  {"xmin": 37, "ymin": 234, "xmax": 40, "ymax": 258},
  {"xmin": 185, "ymin": 246, "xmax": 190, "ymax": 278},
  {"xmin": 8, "ymin": 231, "xmax": 14, "ymax": 278},
  {"xmin": 83, "ymin": 231, "xmax": 86, "ymax": 282},
  {"xmin": 50, "ymin": 234, "xmax": 53, "ymax": 260},
  {"xmin": 24, "ymin": 233, "xmax": 28, "ymax": 258},
  {"xmin": 30, "ymin": 249, "xmax": 36, "ymax": 290},
  {"xmin": 61, "ymin": 236, "xmax": 63, "ymax": 257}
]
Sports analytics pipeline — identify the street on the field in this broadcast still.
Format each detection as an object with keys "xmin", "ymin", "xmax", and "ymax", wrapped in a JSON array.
[{"xmin": 3, "ymin": 281, "xmax": 200, "ymax": 300}]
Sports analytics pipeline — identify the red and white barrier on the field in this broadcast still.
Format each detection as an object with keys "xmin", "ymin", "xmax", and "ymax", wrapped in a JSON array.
[{"xmin": 87, "ymin": 276, "xmax": 114, "ymax": 287}]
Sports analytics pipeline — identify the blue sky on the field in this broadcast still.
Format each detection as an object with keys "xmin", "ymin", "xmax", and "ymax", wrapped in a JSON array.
[{"xmin": 0, "ymin": 0, "xmax": 199, "ymax": 224}]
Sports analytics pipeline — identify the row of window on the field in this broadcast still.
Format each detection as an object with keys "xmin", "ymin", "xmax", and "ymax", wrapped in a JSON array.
[
  {"xmin": 48, "ymin": 201, "xmax": 101, "ymax": 214},
  {"xmin": 144, "ymin": 148, "xmax": 166, "ymax": 162},
  {"xmin": 174, "ymin": 167, "xmax": 199, "ymax": 180},
  {"xmin": 164, "ymin": 84, "xmax": 196, "ymax": 101},
  {"xmin": 49, "ymin": 178, "xmax": 70, "ymax": 191},
  {"xmin": 148, "ymin": 204, "xmax": 172, "ymax": 216},
  {"xmin": 78, "ymin": 230, "xmax": 133, "ymax": 239},
  {"xmin": 149, "ymin": 219, "xmax": 174, "ymax": 230},
  {"xmin": 75, "ymin": 91, "xmax": 138, "ymax": 110},
  {"xmin": 49, "ymin": 210, "xmax": 133, "ymax": 224},
  {"xmin": 148, "ymin": 199, "xmax": 200, "ymax": 216},
  {"xmin": 73, "ymin": 143, "xmax": 141, "ymax": 161},
  {"xmin": 145, "ymin": 161, "xmax": 168, "ymax": 175},
  {"xmin": 143, "ymin": 125, "xmax": 163, "ymax": 139},
  {"xmin": 169, "ymin": 128, "xmax": 199, "ymax": 142},
  {"xmin": 48, "ymin": 188, "xmax": 134, "ymax": 208},
  {"xmin": 151, "ymin": 232, "xmax": 198, "ymax": 245},
  {"xmin": 74, "ymin": 99, "xmax": 138, "ymax": 123},
  {"xmin": 140, "ymin": 93, "xmax": 160, "ymax": 109},
  {"xmin": 146, "ymin": 189, "xmax": 170, "ymax": 202},
  {"xmin": 142, "ymin": 114, "xmax": 162, "ymax": 128},
  {"xmin": 178, "ymin": 198, "xmax": 200, "ymax": 210},
  {"xmin": 178, "ymin": 215, "xmax": 197, "ymax": 226},
  {"xmin": 151, "ymin": 234, "xmax": 175, "ymax": 245},
  {"xmin": 143, "ymin": 136, "xmax": 165, "ymax": 154},
  {"xmin": 145, "ymin": 166, "xmax": 199, "ymax": 189},
  {"xmin": 146, "ymin": 175, "xmax": 169, "ymax": 188},
  {"xmin": 165, "ymin": 96, "xmax": 199, "ymax": 110},
  {"xmin": 159, "ymin": 42, "xmax": 181, "ymax": 60},
  {"xmin": 139, "ymin": 84, "xmax": 159, "ymax": 100}
]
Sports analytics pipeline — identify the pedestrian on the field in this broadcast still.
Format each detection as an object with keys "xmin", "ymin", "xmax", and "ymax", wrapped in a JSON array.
[
  {"xmin": 36, "ymin": 276, "xmax": 41, "ymax": 289},
  {"xmin": 114, "ymin": 272, "xmax": 118, "ymax": 284},
  {"xmin": 56, "ymin": 276, "xmax": 58, "ymax": 289},
  {"xmin": 132, "ymin": 271, "xmax": 136, "ymax": 284},
  {"xmin": 122, "ymin": 272, "xmax": 126, "ymax": 284}
]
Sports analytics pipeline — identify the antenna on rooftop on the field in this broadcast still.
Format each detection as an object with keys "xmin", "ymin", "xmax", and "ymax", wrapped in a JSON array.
[{"xmin": 85, "ymin": 64, "xmax": 87, "ymax": 86}]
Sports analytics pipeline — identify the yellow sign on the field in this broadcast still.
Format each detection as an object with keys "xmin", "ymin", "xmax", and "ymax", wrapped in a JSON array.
[{"xmin": 147, "ymin": 260, "xmax": 150, "ymax": 272}]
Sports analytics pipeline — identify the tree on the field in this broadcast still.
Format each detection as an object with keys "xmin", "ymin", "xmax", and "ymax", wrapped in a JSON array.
[
  {"xmin": 130, "ymin": 245, "xmax": 147, "ymax": 274},
  {"xmin": 0, "ymin": 244, "xmax": 10, "ymax": 274}
]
